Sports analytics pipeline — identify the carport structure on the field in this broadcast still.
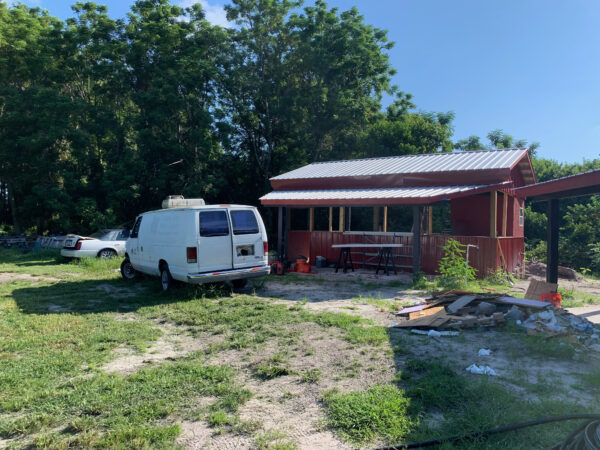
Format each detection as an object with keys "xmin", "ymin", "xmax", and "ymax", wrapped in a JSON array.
[
  {"xmin": 514, "ymin": 169, "xmax": 600, "ymax": 283},
  {"xmin": 261, "ymin": 148, "xmax": 536, "ymax": 277}
]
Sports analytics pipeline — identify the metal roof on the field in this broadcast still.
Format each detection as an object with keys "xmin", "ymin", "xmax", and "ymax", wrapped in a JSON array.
[
  {"xmin": 271, "ymin": 148, "xmax": 528, "ymax": 181},
  {"xmin": 260, "ymin": 183, "xmax": 511, "ymax": 206},
  {"xmin": 513, "ymin": 169, "xmax": 600, "ymax": 201}
]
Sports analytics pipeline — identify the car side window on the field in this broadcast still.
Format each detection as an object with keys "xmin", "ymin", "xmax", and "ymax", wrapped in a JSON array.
[
  {"xmin": 200, "ymin": 211, "xmax": 229, "ymax": 237},
  {"xmin": 231, "ymin": 210, "xmax": 259, "ymax": 235},
  {"xmin": 131, "ymin": 217, "xmax": 142, "ymax": 238},
  {"xmin": 116, "ymin": 229, "xmax": 130, "ymax": 240}
]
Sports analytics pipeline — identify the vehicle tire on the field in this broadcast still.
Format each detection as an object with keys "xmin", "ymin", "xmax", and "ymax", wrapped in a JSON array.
[
  {"xmin": 160, "ymin": 264, "xmax": 174, "ymax": 291},
  {"xmin": 120, "ymin": 258, "xmax": 138, "ymax": 281},
  {"xmin": 231, "ymin": 278, "xmax": 248, "ymax": 289},
  {"xmin": 98, "ymin": 248, "xmax": 117, "ymax": 259}
]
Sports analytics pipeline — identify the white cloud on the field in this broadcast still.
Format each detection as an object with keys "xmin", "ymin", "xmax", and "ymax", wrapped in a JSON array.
[{"xmin": 177, "ymin": 0, "xmax": 232, "ymax": 28}]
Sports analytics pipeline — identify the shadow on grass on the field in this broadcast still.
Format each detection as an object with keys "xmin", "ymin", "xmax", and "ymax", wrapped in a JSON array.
[{"xmin": 11, "ymin": 277, "xmax": 228, "ymax": 315}]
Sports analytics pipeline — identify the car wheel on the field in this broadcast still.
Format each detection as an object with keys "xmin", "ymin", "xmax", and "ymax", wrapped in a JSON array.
[
  {"xmin": 231, "ymin": 278, "xmax": 248, "ymax": 289},
  {"xmin": 98, "ymin": 249, "xmax": 117, "ymax": 259},
  {"xmin": 120, "ymin": 258, "xmax": 137, "ymax": 281},
  {"xmin": 160, "ymin": 265, "xmax": 174, "ymax": 291}
]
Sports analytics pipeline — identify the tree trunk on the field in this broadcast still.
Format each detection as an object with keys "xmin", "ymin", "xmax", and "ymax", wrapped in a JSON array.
[{"xmin": 6, "ymin": 180, "xmax": 20, "ymax": 234}]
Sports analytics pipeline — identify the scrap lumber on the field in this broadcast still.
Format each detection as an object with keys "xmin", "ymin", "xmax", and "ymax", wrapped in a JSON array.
[
  {"xmin": 446, "ymin": 295, "xmax": 477, "ymax": 314},
  {"xmin": 394, "ymin": 310, "xmax": 451, "ymax": 329},
  {"xmin": 396, "ymin": 304, "xmax": 426, "ymax": 315},
  {"xmin": 408, "ymin": 306, "xmax": 445, "ymax": 320}
]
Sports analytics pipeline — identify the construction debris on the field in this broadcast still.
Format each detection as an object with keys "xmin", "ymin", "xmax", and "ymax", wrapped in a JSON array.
[
  {"xmin": 394, "ymin": 290, "xmax": 600, "ymax": 350},
  {"xmin": 466, "ymin": 364, "xmax": 498, "ymax": 376},
  {"xmin": 411, "ymin": 329, "xmax": 460, "ymax": 337},
  {"xmin": 478, "ymin": 348, "xmax": 492, "ymax": 356}
]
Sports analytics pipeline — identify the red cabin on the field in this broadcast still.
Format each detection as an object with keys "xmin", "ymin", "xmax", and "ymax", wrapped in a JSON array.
[{"xmin": 260, "ymin": 148, "xmax": 536, "ymax": 277}]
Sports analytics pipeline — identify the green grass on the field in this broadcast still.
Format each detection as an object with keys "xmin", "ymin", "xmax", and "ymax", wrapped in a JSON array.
[
  {"xmin": 322, "ymin": 385, "xmax": 415, "ymax": 444},
  {"xmin": 1, "ymin": 249, "xmax": 393, "ymax": 448}
]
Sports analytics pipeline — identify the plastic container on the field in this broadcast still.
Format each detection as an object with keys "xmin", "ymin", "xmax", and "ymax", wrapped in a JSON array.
[
  {"xmin": 316, "ymin": 256, "xmax": 327, "ymax": 268},
  {"xmin": 540, "ymin": 292, "xmax": 562, "ymax": 308}
]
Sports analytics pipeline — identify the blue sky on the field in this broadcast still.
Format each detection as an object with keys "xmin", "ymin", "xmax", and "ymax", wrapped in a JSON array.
[{"xmin": 17, "ymin": 0, "xmax": 600, "ymax": 163}]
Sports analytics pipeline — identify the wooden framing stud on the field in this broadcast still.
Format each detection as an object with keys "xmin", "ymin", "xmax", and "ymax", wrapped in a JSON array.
[
  {"xmin": 328, "ymin": 207, "xmax": 333, "ymax": 232},
  {"xmin": 490, "ymin": 191, "xmax": 498, "ymax": 238},
  {"xmin": 427, "ymin": 206, "xmax": 433, "ymax": 235},
  {"xmin": 383, "ymin": 206, "xmax": 388, "ymax": 232},
  {"xmin": 502, "ymin": 193, "xmax": 508, "ymax": 236},
  {"xmin": 309, "ymin": 207, "xmax": 314, "ymax": 232},
  {"xmin": 339, "ymin": 207, "xmax": 345, "ymax": 232}
]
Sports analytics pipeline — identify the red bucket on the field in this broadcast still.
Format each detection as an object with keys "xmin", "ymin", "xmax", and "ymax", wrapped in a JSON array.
[{"xmin": 540, "ymin": 292, "xmax": 562, "ymax": 308}]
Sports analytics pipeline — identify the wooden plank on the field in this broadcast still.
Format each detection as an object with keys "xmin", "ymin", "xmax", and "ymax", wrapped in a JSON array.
[
  {"xmin": 309, "ymin": 208, "xmax": 314, "ymax": 232},
  {"xmin": 409, "ymin": 306, "xmax": 445, "ymax": 320},
  {"xmin": 394, "ymin": 310, "xmax": 450, "ymax": 329},
  {"xmin": 328, "ymin": 207, "xmax": 333, "ymax": 232},
  {"xmin": 490, "ymin": 191, "xmax": 497, "ymax": 238},
  {"xmin": 446, "ymin": 295, "xmax": 477, "ymax": 314},
  {"xmin": 339, "ymin": 207, "xmax": 345, "ymax": 232},
  {"xmin": 524, "ymin": 279, "xmax": 557, "ymax": 301},
  {"xmin": 396, "ymin": 304, "xmax": 426, "ymax": 315}
]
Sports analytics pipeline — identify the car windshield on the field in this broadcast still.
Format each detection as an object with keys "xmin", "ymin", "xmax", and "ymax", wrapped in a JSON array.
[{"xmin": 89, "ymin": 230, "xmax": 121, "ymax": 241}]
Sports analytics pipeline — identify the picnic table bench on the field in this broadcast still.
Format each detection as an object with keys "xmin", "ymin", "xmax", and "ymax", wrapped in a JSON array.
[{"xmin": 331, "ymin": 243, "xmax": 408, "ymax": 275}]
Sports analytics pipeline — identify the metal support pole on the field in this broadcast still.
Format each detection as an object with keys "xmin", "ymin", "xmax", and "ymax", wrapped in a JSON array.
[{"xmin": 546, "ymin": 199, "xmax": 559, "ymax": 284}]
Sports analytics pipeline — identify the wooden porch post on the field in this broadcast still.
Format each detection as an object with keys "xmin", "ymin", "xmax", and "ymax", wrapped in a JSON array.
[
  {"xmin": 328, "ymin": 207, "xmax": 333, "ymax": 232},
  {"xmin": 502, "ymin": 193, "xmax": 508, "ymax": 236},
  {"xmin": 412, "ymin": 205, "xmax": 421, "ymax": 273},
  {"xmin": 383, "ymin": 206, "xmax": 388, "ymax": 232},
  {"xmin": 284, "ymin": 207, "xmax": 290, "ymax": 264},
  {"xmin": 547, "ymin": 199, "xmax": 559, "ymax": 284},
  {"xmin": 338, "ymin": 207, "xmax": 344, "ymax": 232},
  {"xmin": 309, "ymin": 208, "xmax": 314, "ymax": 232},
  {"xmin": 490, "ymin": 191, "xmax": 498, "ymax": 238},
  {"xmin": 277, "ymin": 206, "xmax": 283, "ymax": 259},
  {"xmin": 427, "ymin": 206, "xmax": 433, "ymax": 235},
  {"xmin": 373, "ymin": 207, "xmax": 379, "ymax": 231}
]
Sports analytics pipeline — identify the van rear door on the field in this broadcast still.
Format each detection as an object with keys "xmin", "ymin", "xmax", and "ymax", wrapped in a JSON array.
[
  {"xmin": 197, "ymin": 209, "xmax": 233, "ymax": 273},
  {"xmin": 230, "ymin": 208, "xmax": 265, "ymax": 269}
]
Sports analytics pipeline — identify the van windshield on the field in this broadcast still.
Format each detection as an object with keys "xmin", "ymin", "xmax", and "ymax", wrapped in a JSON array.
[{"xmin": 231, "ymin": 210, "xmax": 259, "ymax": 235}]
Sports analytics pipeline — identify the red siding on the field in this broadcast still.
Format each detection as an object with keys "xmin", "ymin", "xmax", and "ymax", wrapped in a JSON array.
[
  {"xmin": 451, "ymin": 195, "xmax": 491, "ymax": 236},
  {"xmin": 287, "ymin": 231, "xmax": 524, "ymax": 278}
]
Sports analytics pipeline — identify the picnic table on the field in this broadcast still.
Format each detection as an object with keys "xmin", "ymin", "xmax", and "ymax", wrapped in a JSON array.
[{"xmin": 331, "ymin": 243, "xmax": 408, "ymax": 275}]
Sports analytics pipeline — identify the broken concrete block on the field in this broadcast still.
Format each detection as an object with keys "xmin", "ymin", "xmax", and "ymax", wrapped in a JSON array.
[
  {"xmin": 475, "ymin": 301, "xmax": 496, "ymax": 316},
  {"xmin": 504, "ymin": 306, "xmax": 525, "ymax": 322}
]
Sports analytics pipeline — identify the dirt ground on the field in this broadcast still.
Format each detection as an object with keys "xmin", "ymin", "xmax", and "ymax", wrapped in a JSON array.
[{"xmin": 94, "ymin": 270, "xmax": 600, "ymax": 449}]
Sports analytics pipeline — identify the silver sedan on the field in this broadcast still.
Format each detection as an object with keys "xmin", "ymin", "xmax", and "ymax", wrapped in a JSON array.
[{"xmin": 61, "ymin": 229, "xmax": 129, "ymax": 259}]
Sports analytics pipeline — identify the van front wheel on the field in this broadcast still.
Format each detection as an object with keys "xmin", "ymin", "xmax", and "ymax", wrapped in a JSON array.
[{"xmin": 160, "ymin": 265, "xmax": 174, "ymax": 291}]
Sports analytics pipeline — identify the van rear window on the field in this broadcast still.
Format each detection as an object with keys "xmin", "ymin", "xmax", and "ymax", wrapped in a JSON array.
[
  {"xmin": 200, "ymin": 211, "xmax": 229, "ymax": 237},
  {"xmin": 231, "ymin": 210, "xmax": 259, "ymax": 235}
]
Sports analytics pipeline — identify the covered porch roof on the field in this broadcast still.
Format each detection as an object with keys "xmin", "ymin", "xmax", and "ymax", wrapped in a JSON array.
[{"xmin": 260, "ymin": 182, "xmax": 512, "ymax": 206}]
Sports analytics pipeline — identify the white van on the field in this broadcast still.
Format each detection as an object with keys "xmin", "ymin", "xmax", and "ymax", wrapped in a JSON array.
[{"xmin": 120, "ymin": 200, "xmax": 270, "ymax": 290}]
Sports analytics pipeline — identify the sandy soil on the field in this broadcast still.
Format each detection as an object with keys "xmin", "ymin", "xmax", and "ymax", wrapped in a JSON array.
[{"xmin": 0, "ymin": 272, "xmax": 60, "ymax": 284}]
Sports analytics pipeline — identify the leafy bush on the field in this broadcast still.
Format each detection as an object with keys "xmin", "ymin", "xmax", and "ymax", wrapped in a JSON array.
[{"xmin": 437, "ymin": 239, "xmax": 477, "ymax": 288}]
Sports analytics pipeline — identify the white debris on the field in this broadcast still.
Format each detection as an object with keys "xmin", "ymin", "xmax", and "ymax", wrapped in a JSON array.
[
  {"xmin": 410, "ymin": 329, "xmax": 459, "ymax": 337},
  {"xmin": 478, "ymin": 348, "xmax": 492, "ymax": 356},
  {"xmin": 466, "ymin": 364, "xmax": 498, "ymax": 376}
]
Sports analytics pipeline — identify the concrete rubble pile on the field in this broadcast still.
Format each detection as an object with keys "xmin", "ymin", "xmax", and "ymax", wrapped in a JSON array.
[{"xmin": 394, "ymin": 290, "xmax": 600, "ymax": 351}]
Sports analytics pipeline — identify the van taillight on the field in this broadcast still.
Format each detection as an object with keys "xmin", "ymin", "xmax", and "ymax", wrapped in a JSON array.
[
  {"xmin": 186, "ymin": 246, "xmax": 197, "ymax": 263},
  {"xmin": 263, "ymin": 242, "xmax": 268, "ymax": 254},
  {"xmin": 75, "ymin": 240, "xmax": 82, "ymax": 250}
]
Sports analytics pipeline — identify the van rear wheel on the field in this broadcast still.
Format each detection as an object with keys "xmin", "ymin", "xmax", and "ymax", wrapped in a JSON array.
[{"xmin": 160, "ymin": 265, "xmax": 174, "ymax": 291}]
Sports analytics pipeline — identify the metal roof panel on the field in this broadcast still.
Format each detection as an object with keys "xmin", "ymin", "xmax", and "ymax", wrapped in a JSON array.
[{"xmin": 271, "ymin": 148, "xmax": 527, "ymax": 181}]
